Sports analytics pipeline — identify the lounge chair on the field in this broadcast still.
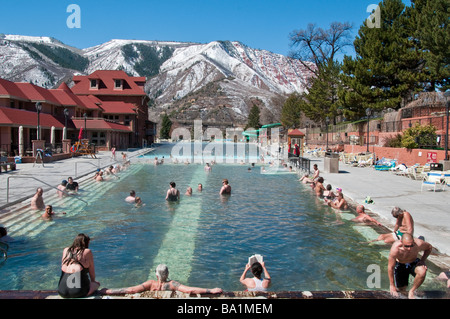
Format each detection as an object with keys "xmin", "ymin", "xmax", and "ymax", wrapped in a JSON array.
[
  {"xmin": 442, "ymin": 171, "xmax": 450, "ymax": 188},
  {"xmin": 374, "ymin": 159, "xmax": 396, "ymax": 171},
  {"xmin": 410, "ymin": 166, "xmax": 426, "ymax": 180},
  {"xmin": 421, "ymin": 172, "xmax": 446, "ymax": 192}
]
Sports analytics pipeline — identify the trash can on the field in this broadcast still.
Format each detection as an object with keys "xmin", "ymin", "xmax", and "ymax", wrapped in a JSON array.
[
  {"xmin": 430, "ymin": 163, "xmax": 443, "ymax": 171},
  {"xmin": 324, "ymin": 152, "xmax": 339, "ymax": 173}
]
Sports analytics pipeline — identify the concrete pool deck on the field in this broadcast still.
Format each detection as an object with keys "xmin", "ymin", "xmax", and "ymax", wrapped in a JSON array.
[{"xmin": 1, "ymin": 147, "xmax": 449, "ymax": 299}]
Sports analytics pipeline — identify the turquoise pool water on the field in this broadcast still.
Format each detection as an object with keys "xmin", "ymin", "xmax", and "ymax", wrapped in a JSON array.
[{"xmin": 0, "ymin": 143, "xmax": 445, "ymax": 292}]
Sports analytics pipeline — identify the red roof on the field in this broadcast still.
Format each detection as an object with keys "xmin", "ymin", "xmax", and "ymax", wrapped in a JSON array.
[
  {"xmin": 99, "ymin": 101, "xmax": 136, "ymax": 114},
  {"xmin": 0, "ymin": 106, "xmax": 65, "ymax": 128},
  {"xmin": 288, "ymin": 129, "xmax": 305, "ymax": 137},
  {"xmin": 14, "ymin": 82, "xmax": 60, "ymax": 104},
  {"xmin": 76, "ymin": 95, "xmax": 101, "ymax": 110},
  {"xmin": 71, "ymin": 70, "xmax": 147, "ymax": 96},
  {"xmin": 0, "ymin": 78, "xmax": 29, "ymax": 101},
  {"xmin": 72, "ymin": 119, "xmax": 132, "ymax": 132}
]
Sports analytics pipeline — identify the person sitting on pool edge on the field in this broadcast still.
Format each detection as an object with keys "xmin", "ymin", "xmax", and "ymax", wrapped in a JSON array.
[
  {"xmin": 239, "ymin": 261, "xmax": 271, "ymax": 292},
  {"xmin": 58, "ymin": 233, "xmax": 100, "ymax": 298},
  {"xmin": 100, "ymin": 263, "xmax": 222, "ymax": 295}
]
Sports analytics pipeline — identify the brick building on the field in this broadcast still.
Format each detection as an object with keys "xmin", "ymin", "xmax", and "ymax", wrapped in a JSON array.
[{"xmin": 0, "ymin": 70, "xmax": 154, "ymax": 158}]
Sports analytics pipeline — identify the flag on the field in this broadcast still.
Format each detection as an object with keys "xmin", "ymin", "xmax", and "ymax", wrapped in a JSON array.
[{"xmin": 78, "ymin": 127, "xmax": 83, "ymax": 140}]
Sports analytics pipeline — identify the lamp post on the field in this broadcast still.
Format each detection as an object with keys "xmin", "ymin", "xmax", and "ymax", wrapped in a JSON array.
[
  {"xmin": 444, "ymin": 91, "xmax": 450, "ymax": 161},
  {"xmin": 35, "ymin": 102, "xmax": 42, "ymax": 140},
  {"xmin": 366, "ymin": 107, "xmax": 372, "ymax": 153},
  {"xmin": 63, "ymin": 108, "xmax": 69, "ymax": 140},
  {"xmin": 83, "ymin": 113, "xmax": 87, "ymax": 140},
  {"xmin": 325, "ymin": 116, "xmax": 329, "ymax": 152}
]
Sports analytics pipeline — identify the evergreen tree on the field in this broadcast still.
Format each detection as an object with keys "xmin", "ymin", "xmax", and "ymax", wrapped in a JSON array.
[
  {"xmin": 407, "ymin": 0, "xmax": 449, "ymax": 91},
  {"xmin": 301, "ymin": 61, "xmax": 342, "ymax": 123},
  {"xmin": 281, "ymin": 93, "xmax": 303, "ymax": 128},
  {"xmin": 340, "ymin": 0, "xmax": 425, "ymax": 120},
  {"xmin": 160, "ymin": 113, "xmax": 172, "ymax": 139},
  {"xmin": 246, "ymin": 105, "xmax": 261, "ymax": 130}
]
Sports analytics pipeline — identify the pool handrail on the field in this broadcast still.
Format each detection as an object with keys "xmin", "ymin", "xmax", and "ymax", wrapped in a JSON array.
[
  {"xmin": 0, "ymin": 246, "xmax": 6, "ymax": 262},
  {"xmin": 6, "ymin": 176, "xmax": 89, "ymax": 206},
  {"xmin": 0, "ymin": 241, "xmax": 9, "ymax": 251}
]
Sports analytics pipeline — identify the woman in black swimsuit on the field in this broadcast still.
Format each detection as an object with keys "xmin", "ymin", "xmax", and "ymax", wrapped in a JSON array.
[{"xmin": 57, "ymin": 233, "xmax": 100, "ymax": 298}]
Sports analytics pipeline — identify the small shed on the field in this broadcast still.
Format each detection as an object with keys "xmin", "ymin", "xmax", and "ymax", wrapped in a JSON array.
[{"xmin": 288, "ymin": 129, "xmax": 305, "ymax": 157}]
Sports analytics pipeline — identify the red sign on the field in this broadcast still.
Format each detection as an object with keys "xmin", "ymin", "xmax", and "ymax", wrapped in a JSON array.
[{"xmin": 427, "ymin": 152, "xmax": 437, "ymax": 163}]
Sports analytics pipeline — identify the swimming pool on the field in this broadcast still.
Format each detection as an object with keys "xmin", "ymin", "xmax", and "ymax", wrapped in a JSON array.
[{"xmin": 0, "ymin": 143, "xmax": 445, "ymax": 293}]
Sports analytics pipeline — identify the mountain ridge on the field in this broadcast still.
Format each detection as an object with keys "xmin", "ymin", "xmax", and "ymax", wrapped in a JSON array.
[{"xmin": 0, "ymin": 34, "xmax": 315, "ymax": 125}]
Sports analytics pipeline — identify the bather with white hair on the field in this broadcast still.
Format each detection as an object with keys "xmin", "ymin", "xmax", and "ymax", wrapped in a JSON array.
[{"xmin": 100, "ymin": 263, "xmax": 222, "ymax": 295}]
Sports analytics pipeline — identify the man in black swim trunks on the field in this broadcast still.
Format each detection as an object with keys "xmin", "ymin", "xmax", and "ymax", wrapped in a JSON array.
[
  {"xmin": 66, "ymin": 177, "xmax": 79, "ymax": 192},
  {"xmin": 388, "ymin": 233, "xmax": 432, "ymax": 299}
]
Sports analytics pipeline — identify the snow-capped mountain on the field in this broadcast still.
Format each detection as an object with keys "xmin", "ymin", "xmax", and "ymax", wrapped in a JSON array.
[
  {"xmin": 0, "ymin": 35, "xmax": 315, "ymax": 125},
  {"xmin": 146, "ymin": 40, "xmax": 314, "ymax": 123}
]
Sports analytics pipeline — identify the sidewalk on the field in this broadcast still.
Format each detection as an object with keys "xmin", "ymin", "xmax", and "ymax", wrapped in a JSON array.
[
  {"xmin": 0, "ymin": 149, "xmax": 149, "ymax": 210},
  {"xmin": 308, "ymin": 155, "xmax": 450, "ymax": 268}
]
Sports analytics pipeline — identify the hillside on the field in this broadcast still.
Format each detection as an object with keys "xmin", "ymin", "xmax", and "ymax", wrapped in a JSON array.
[{"xmin": 0, "ymin": 35, "xmax": 315, "ymax": 125}]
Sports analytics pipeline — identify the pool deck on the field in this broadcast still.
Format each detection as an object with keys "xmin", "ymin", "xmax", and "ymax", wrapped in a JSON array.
[{"xmin": 1, "ymin": 147, "xmax": 449, "ymax": 299}]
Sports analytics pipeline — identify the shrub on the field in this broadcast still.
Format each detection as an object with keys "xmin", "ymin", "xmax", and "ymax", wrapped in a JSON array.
[
  {"xmin": 383, "ymin": 133, "xmax": 403, "ymax": 148},
  {"xmin": 401, "ymin": 123, "xmax": 437, "ymax": 149}
]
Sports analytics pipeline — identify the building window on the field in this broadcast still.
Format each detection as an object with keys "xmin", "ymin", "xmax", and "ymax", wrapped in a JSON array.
[
  {"xmin": 124, "ymin": 115, "xmax": 130, "ymax": 126},
  {"xmin": 114, "ymin": 79, "xmax": 122, "ymax": 89},
  {"xmin": 90, "ymin": 79, "xmax": 98, "ymax": 89},
  {"xmin": 91, "ymin": 131, "xmax": 106, "ymax": 146}
]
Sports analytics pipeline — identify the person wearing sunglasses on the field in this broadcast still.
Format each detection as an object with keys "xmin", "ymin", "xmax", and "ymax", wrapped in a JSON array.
[{"xmin": 387, "ymin": 233, "xmax": 432, "ymax": 299}]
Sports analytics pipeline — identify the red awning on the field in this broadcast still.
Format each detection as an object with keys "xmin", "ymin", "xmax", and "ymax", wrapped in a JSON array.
[
  {"xmin": 72, "ymin": 119, "xmax": 132, "ymax": 132},
  {"xmin": 0, "ymin": 106, "xmax": 65, "ymax": 128}
]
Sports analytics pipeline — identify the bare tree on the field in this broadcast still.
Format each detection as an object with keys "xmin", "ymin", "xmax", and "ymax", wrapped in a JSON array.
[{"xmin": 289, "ymin": 22, "xmax": 353, "ymax": 76}]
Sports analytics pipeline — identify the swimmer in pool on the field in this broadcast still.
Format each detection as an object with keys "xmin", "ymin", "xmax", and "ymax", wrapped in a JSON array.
[
  {"xmin": 41, "ymin": 205, "xmax": 66, "ymax": 220},
  {"xmin": 165, "ymin": 182, "xmax": 180, "ymax": 201},
  {"xmin": 219, "ymin": 179, "xmax": 231, "ymax": 195},
  {"xmin": 31, "ymin": 187, "xmax": 45, "ymax": 210},
  {"xmin": 325, "ymin": 191, "xmax": 348, "ymax": 210},
  {"xmin": 125, "ymin": 190, "xmax": 136, "ymax": 203},
  {"xmin": 352, "ymin": 205, "xmax": 382, "ymax": 226}
]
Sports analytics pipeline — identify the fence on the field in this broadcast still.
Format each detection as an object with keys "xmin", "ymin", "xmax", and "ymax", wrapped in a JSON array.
[
  {"xmin": 288, "ymin": 154, "xmax": 311, "ymax": 173},
  {"xmin": 306, "ymin": 114, "xmax": 447, "ymax": 149}
]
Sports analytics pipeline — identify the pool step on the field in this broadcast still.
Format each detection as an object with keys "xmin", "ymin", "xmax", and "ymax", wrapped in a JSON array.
[{"xmin": 0, "ymin": 164, "xmax": 143, "ymax": 239}]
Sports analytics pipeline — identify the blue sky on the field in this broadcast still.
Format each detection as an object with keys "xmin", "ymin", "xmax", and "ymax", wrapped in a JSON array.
[{"xmin": 0, "ymin": 0, "xmax": 408, "ymax": 58}]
